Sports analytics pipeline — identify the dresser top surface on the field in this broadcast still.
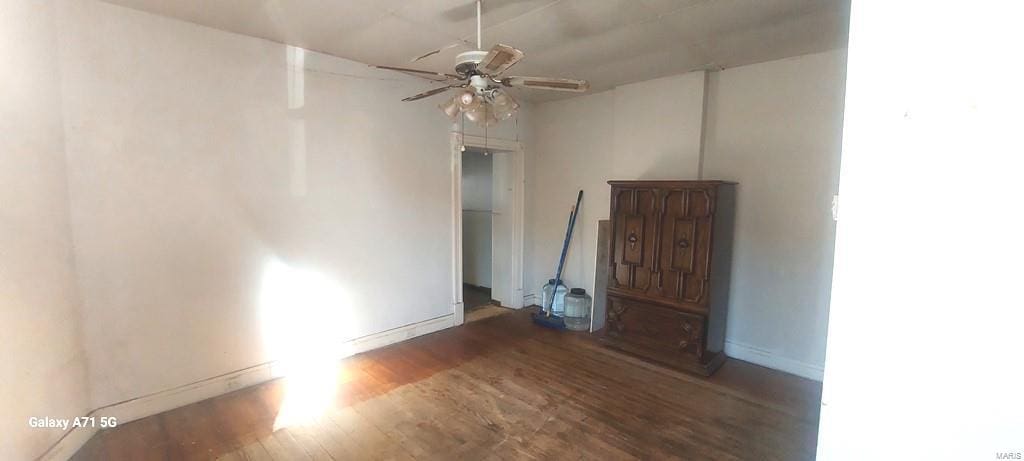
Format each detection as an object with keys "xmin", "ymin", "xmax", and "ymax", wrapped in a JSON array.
[{"xmin": 607, "ymin": 180, "xmax": 738, "ymax": 187}]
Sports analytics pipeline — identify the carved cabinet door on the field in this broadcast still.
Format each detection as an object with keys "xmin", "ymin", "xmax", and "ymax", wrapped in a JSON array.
[
  {"xmin": 653, "ymin": 187, "xmax": 714, "ymax": 306},
  {"xmin": 609, "ymin": 186, "xmax": 659, "ymax": 295},
  {"xmin": 609, "ymin": 185, "xmax": 715, "ymax": 308}
]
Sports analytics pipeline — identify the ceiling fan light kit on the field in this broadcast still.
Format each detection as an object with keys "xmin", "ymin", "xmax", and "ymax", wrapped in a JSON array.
[
  {"xmin": 440, "ymin": 86, "xmax": 518, "ymax": 124},
  {"xmin": 370, "ymin": 0, "xmax": 589, "ymax": 127}
]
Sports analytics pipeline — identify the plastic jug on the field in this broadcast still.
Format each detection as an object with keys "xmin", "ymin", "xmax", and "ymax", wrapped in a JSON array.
[
  {"xmin": 541, "ymin": 279, "xmax": 568, "ymax": 315},
  {"xmin": 563, "ymin": 288, "xmax": 592, "ymax": 331}
]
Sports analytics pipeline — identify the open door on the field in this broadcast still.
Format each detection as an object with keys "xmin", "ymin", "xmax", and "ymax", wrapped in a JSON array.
[{"xmin": 490, "ymin": 151, "xmax": 513, "ymax": 307}]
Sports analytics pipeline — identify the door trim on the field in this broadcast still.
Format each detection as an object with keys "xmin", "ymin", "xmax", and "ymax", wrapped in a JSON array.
[{"xmin": 451, "ymin": 133, "xmax": 525, "ymax": 326}]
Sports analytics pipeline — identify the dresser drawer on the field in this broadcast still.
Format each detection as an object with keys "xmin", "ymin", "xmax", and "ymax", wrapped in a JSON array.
[{"xmin": 601, "ymin": 295, "xmax": 706, "ymax": 361}]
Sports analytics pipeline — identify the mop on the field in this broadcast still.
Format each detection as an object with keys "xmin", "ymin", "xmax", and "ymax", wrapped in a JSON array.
[{"xmin": 532, "ymin": 190, "xmax": 583, "ymax": 329}]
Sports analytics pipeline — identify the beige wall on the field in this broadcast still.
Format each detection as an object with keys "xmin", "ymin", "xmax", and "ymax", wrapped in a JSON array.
[{"xmin": 0, "ymin": 1, "xmax": 91, "ymax": 459}]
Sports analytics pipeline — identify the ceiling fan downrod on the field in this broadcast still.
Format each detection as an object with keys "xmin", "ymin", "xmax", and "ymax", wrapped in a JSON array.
[{"xmin": 476, "ymin": 0, "xmax": 482, "ymax": 50}]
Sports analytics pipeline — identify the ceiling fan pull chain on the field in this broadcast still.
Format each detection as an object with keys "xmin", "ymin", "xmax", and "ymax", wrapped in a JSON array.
[
  {"xmin": 514, "ymin": 113, "xmax": 519, "ymax": 143},
  {"xmin": 477, "ymin": 0, "xmax": 482, "ymax": 50}
]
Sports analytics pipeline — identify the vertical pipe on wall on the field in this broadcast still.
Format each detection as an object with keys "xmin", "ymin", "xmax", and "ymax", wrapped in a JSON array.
[{"xmin": 697, "ymin": 70, "xmax": 711, "ymax": 180}]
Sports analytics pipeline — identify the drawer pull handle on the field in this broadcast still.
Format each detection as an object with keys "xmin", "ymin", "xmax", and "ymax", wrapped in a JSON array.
[
  {"xmin": 627, "ymin": 232, "xmax": 639, "ymax": 249},
  {"xmin": 677, "ymin": 239, "xmax": 689, "ymax": 249},
  {"xmin": 678, "ymin": 321, "xmax": 694, "ymax": 350}
]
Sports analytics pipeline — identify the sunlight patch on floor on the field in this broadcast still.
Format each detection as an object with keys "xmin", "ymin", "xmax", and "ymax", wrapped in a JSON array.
[{"xmin": 259, "ymin": 258, "xmax": 355, "ymax": 430}]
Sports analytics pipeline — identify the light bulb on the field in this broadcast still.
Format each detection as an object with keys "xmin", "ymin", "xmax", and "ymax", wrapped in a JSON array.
[{"xmin": 456, "ymin": 91, "xmax": 481, "ymax": 111}]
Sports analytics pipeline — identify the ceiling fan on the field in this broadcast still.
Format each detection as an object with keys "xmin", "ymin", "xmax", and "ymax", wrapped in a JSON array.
[{"xmin": 369, "ymin": 0, "xmax": 590, "ymax": 126}]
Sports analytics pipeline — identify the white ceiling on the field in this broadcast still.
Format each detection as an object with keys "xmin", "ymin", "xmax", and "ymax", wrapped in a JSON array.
[{"xmin": 100, "ymin": 0, "xmax": 850, "ymax": 102}]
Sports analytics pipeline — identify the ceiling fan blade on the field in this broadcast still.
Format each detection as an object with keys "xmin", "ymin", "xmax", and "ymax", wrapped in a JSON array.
[
  {"xmin": 476, "ymin": 44, "xmax": 524, "ymax": 76},
  {"xmin": 402, "ymin": 85, "xmax": 458, "ymax": 102},
  {"xmin": 501, "ymin": 76, "xmax": 590, "ymax": 92},
  {"xmin": 370, "ymin": 64, "xmax": 461, "ymax": 82},
  {"xmin": 411, "ymin": 41, "xmax": 472, "ymax": 63}
]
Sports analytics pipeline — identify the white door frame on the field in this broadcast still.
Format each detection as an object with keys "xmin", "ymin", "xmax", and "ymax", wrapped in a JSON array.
[{"xmin": 450, "ymin": 132, "xmax": 525, "ymax": 326}]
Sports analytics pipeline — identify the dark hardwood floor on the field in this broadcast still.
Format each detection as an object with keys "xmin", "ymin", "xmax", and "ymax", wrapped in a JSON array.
[
  {"xmin": 72, "ymin": 308, "xmax": 822, "ymax": 460},
  {"xmin": 462, "ymin": 283, "xmax": 494, "ymax": 312}
]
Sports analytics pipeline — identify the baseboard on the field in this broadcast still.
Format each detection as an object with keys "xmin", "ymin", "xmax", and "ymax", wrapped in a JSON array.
[
  {"xmin": 724, "ymin": 340, "xmax": 824, "ymax": 382},
  {"xmin": 38, "ymin": 313, "xmax": 455, "ymax": 461},
  {"xmin": 523, "ymin": 292, "xmax": 537, "ymax": 307},
  {"xmin": 345, "ymin": 313, "xmax": 454, "ymax": 355},
  {"xmin": 37, "ymin": 423, "xmax": 97, "ymax": 461},
  {"xmin": 511, "ymin": 288, "xmax": 525, "ymax": 309}
]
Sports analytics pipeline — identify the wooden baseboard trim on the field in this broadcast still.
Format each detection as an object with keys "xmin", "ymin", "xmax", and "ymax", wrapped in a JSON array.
[{"xmin": 37, "ymin": 313, "xmax": 455, "ymax": 461}]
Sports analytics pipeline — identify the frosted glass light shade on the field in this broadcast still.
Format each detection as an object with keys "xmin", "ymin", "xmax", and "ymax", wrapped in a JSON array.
[
  {"xmin": 438, "ymin": 96, "xmax": 460, "ymax": 120},
  {"xmin": 463, "ymin": 105, "xmax": 486, "ymax": 123},
  {"xmin": 445, "ymin": 89, "xmax": 519, "ymax": 127},
  {"xmin": 483, "ymin": 109, "xmax": 500, "ymax": 127},
  {"xmin": 490, "ymin": 90, "xmax": 519, "ymax": 120}
]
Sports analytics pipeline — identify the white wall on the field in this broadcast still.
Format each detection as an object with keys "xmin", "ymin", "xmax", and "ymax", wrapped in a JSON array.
[
  {"xmin": 0, "ymin": 1, "xmax": 91, "ymax": 459},
  {"xmin": 527, "ymin": 73, "xmax": 706, "ymax": 304},
  {"xmin": 54, "ymin": 0, "xmax": 457, "ymax": 408},
  {"xmin": 818, "ymin": 1, "xmax": 1023, "ymax": 458},
  {"xmin": 703, "ymin": 49, "xmax": 847, "ymax": 379},
  {"xmin": 612, "ymin": 73, "xmax": 706, "ymax": 180},
  {"xmin": 527, "ymin": 51, "xmax": 846, "ymax": 380},
  {"xmin": 461, "ymin": 149, "xmax": 492, "ymax": 288},
  {"xmin": 528, "ymin": 90, "xmax": 615, "ymax": 300},
  {"xmin": 2, "ymin": 0, "xmax": 534, "ymax": 456}
]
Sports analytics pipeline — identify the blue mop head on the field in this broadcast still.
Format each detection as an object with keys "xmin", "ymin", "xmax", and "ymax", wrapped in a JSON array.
[{"xmin": 531, "ymin": 310, "xmax": 566, "ymax": 329}]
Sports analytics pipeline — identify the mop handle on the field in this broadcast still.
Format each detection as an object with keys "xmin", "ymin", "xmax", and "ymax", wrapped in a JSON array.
[{"xmin": 547, "ymin": 190, "xmax": 584, "ymax": 315}]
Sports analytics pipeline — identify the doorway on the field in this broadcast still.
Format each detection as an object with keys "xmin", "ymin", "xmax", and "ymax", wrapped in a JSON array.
[
  {"xmin": 451, "ymin": 134, "xmax": 524, "ymax": 325},
  {"xmin": 461, "ymin": 147, "xmax": 496, "ymax": 317}
]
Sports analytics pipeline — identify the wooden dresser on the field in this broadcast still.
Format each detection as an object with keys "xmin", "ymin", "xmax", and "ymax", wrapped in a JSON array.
[{"xmin": 599, "ymin": 180, "xmax": 736, "ymax": 376}]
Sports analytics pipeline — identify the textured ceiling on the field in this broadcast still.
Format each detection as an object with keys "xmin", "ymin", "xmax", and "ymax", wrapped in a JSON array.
[{"xmin": 100, "ymin": 0, "xmax": 850, "ymax": 101}]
